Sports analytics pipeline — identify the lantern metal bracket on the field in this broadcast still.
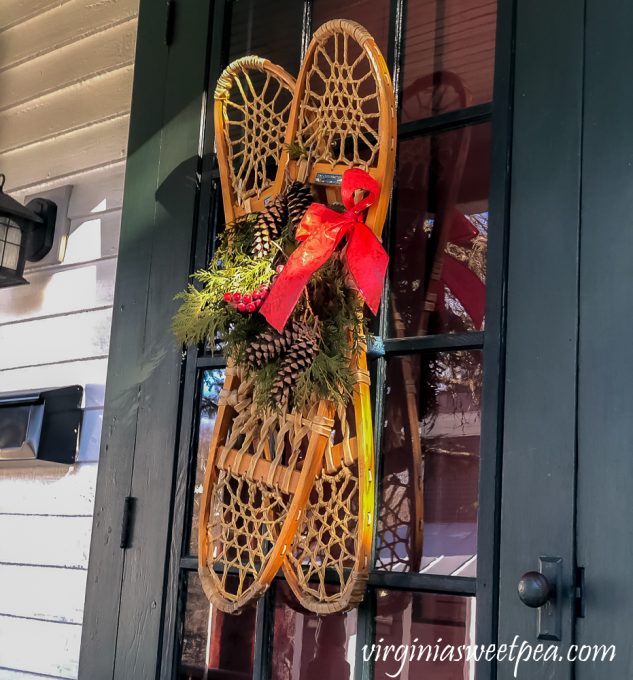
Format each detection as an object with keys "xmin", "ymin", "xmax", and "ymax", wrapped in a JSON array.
[{"xmin": 24, "ymin": 198, "xmax": 57, "ymax": 262}]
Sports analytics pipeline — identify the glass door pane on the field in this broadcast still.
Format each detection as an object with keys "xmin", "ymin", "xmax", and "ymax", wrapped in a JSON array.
[
  {"xmin": 271, "ymin": 582, "xmax": 358, "ymax": 680},
  {"xmin": 401, "ymin": 0, "xmax": 497, "ymax": 121},
  {"xmin": 377, "ymin": 351, "xmax": 482, "ymax": 575},
  {"xmin": 373, "ymin": 591, "xmax": 476, "ymax": 680},
  {"xmin": 179, "ymin": 573, "xmax": 257, "ymax": 679}
]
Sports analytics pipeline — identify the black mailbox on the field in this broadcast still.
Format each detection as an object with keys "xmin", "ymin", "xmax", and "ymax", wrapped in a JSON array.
[{"xmin": 0, "ymin": 386, "xmax": 83, "ymax": 465}]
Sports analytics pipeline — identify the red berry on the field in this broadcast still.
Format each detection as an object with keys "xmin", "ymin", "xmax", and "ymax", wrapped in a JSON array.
[
  {"xmin": 259, "ymin": 283, "xmax": 268, "ymax": 291},
  {"xmin": 237, "ymin": 302, "xmax": 246, "ymax": 312},
  {"xmin": 223, "ymin": 292, "xmax": 232, "ymax": 302},
  {"xmin": 233, "ymin": 292, "xmax": 242, "ymax": 302},
  {"xmin": 243, "ymin": 294, "xmax": 252, "ymax": 304},
  {"xmin": 276, "ymin": 265, "xmax": 285, "ymax": 274},
  {"xmin": 271, "ymin": 275, "xmax": 278, "ymax": 284},
  {"xmin": 252, "ymin": 291, "xmax": 261, "ymax": 300},
  {"xmin": 254, "ymin": 299, "xmax": 262, "ymax": 309},
  {"xmin": 246, "ymin": 302, "xmax": 256, "ymax": 313}
]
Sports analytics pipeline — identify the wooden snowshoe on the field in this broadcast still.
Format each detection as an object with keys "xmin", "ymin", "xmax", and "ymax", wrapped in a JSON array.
[
  {"xmin": 272, "ymin": 19, "xmax": 396, "ymax": 613},
  {"xmin": 198, "ymin": 56, "xmax": 304, "ymax": 613},
  {"xmin": 199, "ymin": 19, "xmax": 397, "ymax": 615}
]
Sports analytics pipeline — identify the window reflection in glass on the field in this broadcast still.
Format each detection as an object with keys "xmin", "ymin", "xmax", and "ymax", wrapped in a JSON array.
[
  {"xmin": 189, "ymin": 369, "xmax": 225, "ymax": 554},
  {"xmin": 390, "ymin": 124, "xmax": 490, "ymax": 337},
  {"xmin": 376, "ymin": 351, "xmax": 481, "ymax": 575},
  {"xmin": 271, "ymin": 582, "xmax": 357, "ymax": 680},
  {"xmin": 228, "ymin": 0, "xmax": 304, "ymax": 75},
  {"xmin": 373, "ymin": 591, "xmax": 476, "ymax": 680},
  {"xmin": 312, "ymin": 0, "xmax": 391, "ymax": 57},
  {"xmin": 179, "ymin": 572, "xmax": 256, "ymax": 680},
  {"xmin": 401, "ymin": 0, "xmax": 497, "ymax": 121}
]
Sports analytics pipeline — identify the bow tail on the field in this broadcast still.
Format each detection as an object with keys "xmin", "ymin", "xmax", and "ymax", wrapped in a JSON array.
[
  {"xmin": 346, "ymin": 223, "xmax": 389, "ymax": 315},
  {"xmin": 259, "ymin": 267, "xmax": 315, "ymax": 332}
]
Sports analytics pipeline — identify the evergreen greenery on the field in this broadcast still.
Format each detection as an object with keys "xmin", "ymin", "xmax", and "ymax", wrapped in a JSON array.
[
  {"xmin": 173, "ymin": 196, "xmax": 371, "ymax": 411},
  {"xmin": 285, "ymin": 141, "xmax": 310, "ymax": 160}
]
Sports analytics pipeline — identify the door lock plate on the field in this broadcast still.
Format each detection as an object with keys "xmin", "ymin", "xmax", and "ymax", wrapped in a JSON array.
[{"xmin": 537, "ymin": 556, "xmax": 563, "ymax": 641}]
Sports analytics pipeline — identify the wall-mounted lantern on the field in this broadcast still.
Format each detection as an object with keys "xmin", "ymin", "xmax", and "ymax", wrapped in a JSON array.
[{"xmin": 0, "ymin": 173, "xmax": 57, "ymax": 288}]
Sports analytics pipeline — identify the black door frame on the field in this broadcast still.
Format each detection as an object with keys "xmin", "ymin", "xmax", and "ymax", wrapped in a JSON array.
[
  {"xmin": 576, "ymin": 1, "xmax": 633, "ymax": 678},
  {"xmin": 79, "ymin": 0, "xmax": 594, "ymax": 678},
  {"xmin": 79, "ymin": 0, "xmax": 214, "ymax": 677}
]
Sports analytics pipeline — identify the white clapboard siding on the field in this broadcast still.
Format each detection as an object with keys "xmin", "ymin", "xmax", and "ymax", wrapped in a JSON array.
[
  {"xmin": 0, "ymin": 115, "xmax": 130, "ymax": 192},
  {"xmin": 0, "ymin": 564, "xmax": 88, "ymax": 624},
  {"xmin": 62, "ymin": 211, "xmax": 122, "ymax": 265},
  {"xmin": 66, "ymin": 164, "xmax": 126, "ymax": 219},
  {"xmin": 0, "ymin": 515, "xmax": 92, "ymax": 568},
  {"xmin": 0, "ymin": 670, "xmax": 75, "ymax": 680},
  {"xmin": 0, "ymin": 2, "xmax": 138, "ymax": 677},
  {"xmin": 0, "ymin": 20, "xmax": 136, "ymax": 112},
  {"xmin": 0, "ymin": 0, "xmax": 72, "ymax": 33},
  {"xmin": 0, "ymin": 358, "xmax": 109, "ymax": 400},
  {"xmin": 0, "ymin": 464, "xmax": 97, "ymax": 516},
  {"xmin": 0, "ymin": 258, "xmax": 117, "ymax": 325},
  {"xmin": 0, "ymin": 66, "xmax": 134, "ymax": 154},
  {"xmin": 0, "ymin": 0, "xmax": 138, "ymax": 72},
  {"xmin": 78, "ymin": 409, "xmax": 104, "ymax": 463},
  {"xmin": 0, "ymin": 308, "xmax": 113, "ymax": 371},
  {"xmin": 0, "ymin": 615, "xmax": 81, "ymax": 678},
  {"xmin": 11, "ymin": 160, "xmax": 126, "ymax": 211}
]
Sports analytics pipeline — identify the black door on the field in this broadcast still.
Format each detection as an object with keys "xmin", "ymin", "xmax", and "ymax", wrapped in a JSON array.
[
  {"xmin": 497, "ymin": 2, "xmax": 633, "ymax": 679},
  {"xmin": 79, "ymin": 1, "xmax": 633, "ymax": 679},
  {"xmin": 165, "ymin": 1, "xmax": 504, "ymax": 678}
]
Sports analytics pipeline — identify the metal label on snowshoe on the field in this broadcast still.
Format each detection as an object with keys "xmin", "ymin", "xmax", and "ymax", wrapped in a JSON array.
[{"xmin": 315, "ymin": 172, "xmax": 343, "ymax": 186}]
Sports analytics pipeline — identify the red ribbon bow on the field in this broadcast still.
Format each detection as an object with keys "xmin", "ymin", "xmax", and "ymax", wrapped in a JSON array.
[{"xmin": 260, "ymin": 168, "xmax": 389, "ymax": 332}]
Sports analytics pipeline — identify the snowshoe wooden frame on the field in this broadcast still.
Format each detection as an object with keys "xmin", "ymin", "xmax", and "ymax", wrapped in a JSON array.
[
  {"xmin": 273, "ymin": 19, "xmax": 396, "ymax": 613},
  {"xmin": 199, "ymin": 57, "xmax": 305, "ymax": 613},
  {"xmin": 214, "ymin": 56, "xmax": 295, "ymax": 222}
]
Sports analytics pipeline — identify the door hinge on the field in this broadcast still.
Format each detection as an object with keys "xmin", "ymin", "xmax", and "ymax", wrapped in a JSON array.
[
  {"xmin": 120, "ymin": 496, "xmax": 136, "ymax": 549},
  {"xmin": 575, "ymin": 566, "xmax": 585, "ymax": 618},
  {"xmin": 165, "ymin": 0, "xmax": 176, "ymax": 46}
]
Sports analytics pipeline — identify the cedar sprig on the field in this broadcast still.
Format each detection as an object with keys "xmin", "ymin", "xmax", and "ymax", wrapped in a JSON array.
[
  {"xmin": 285, "ymin": 141, "xmax": 310, "ymax": 160},
  {"xmin": 293, "ymin": 349, "xmax": 354, "ymax": 411},
  {"xmin": 306, "ymin": 255, "xmax": 368, "ymax": 354},
  {"xmin": 172, "ymin": 227, "xmax": 275, "ymax": 348}
]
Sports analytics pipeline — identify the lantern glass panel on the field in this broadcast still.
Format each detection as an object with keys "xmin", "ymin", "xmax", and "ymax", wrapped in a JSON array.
[{"xmin": 0, "ymin": 216, "xmax": 23, "ymax": 272}]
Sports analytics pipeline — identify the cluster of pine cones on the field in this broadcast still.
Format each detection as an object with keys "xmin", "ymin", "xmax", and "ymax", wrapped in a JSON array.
[
  {"xmin": 247, "ymin": 182, "xmax": 318, "ymax": 406},
  {"xmin": 252, "ymin": 181, "xmax": 313, "ymax": 258},
  {"xmin": 245, "ymin": 320, "xmax": 319, "ymax": 406}
]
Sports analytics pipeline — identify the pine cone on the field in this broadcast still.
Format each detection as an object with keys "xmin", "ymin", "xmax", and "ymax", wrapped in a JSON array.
[
  {"xmin": 271, "ymin": 323, "xmax": 319, "ymax": 405},
  {"xmin": 285, "ymin": 181, "xmax": 313, "ymax": 227},
  {"xmin": 253, "ymin": 195, "xmax": 287, "ymax": 258},
  {"xmin": 244, "ymin": 324, "xmax": 295, "ymax": 368}
]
